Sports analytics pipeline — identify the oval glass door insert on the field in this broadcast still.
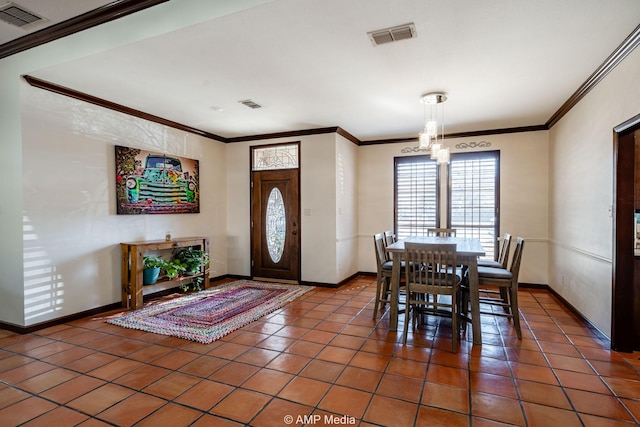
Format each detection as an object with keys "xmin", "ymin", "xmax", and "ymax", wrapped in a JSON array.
[{"xmin": 266, "ymin": 187, "xmax": 286, "ymax": 263}]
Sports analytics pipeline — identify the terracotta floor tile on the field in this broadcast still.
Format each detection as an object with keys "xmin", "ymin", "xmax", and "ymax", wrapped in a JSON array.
[
  {"xmin": 300, "ymin": 359, "xmax": 344, "ymax": 382},
  {"xmin": 505, "ymin": 348, "xmax": 548, "ymax": 366},
  {"xmin": 316, "ymin": 345, "xmax": 356, "ymax": 364},
  {"xmin": 471, "ymin": 372, "xmax": 518, "ymax": 399},
  {"xmin": 335, "ymin": 366, "xmax": 382, "ymax": 392},
  {"xmin": 208, "ymin": 361, "xmax": 260, "ymax": 386},
  {"xmin": 142, "ymin": 372, "xmax": 201, "ymax": 400},
  {"xmin": 127, "ymin": 343, "xmax": 174, "ymax": 362},
  {"xmin": 42, "ymin": 346, "xmax": 95, "ymax": 366},
  {"xmin": 621, "ymin": 397, "xmax": 640, "ymax": 422},
  {"xmin": 242, "ymin": 368, "xmax": 294, "ymax": 395},
  {"xmin": 599, "ymin": 376, "xmax": 640, "ymax": 401},
  {"xmin": 591, "ymin": 360, "xmax": 640, "ymax": 380},
  {"xmin": 363, "ymin": 395, "xmax": 418, "ymax": 426},
  {"xmin": 151, "ymin": 349, "xmax": 200, "ymax": 370},
  {"xmin": 429, "ymin": 348, "xmax": 468, "ymax": 368},
  {"xmin": 113, "ymin": 364, "xmax": 170, "ymax": 389},
  {"xmin": 469, "ymin": 355, "xmax": 511, "ymax": 377},
  {"xmin": 0, "ymin": 360, "xmax": 55, "ymax": 384},
  {"xmin": 177, "ymin": 354, "xmax": 228, "ymax": 377},
  {"xmin": 509, "ymin": 361, "xmax": 558, "ymax": 385},
  {"xmin": 376, "ymin": 373, "xmax": 423, "ymax": 403},
  {"xmin": 329, "ymin": 334, "xmax": 365, "ymax": 350},
  {"xmin": 349, "ymin": 351, "xmax": 391, "ymax": 372},
  {"xmin": 210, "ymin": 389, "xmax": 271, "ymax": 424},
  {"xmin": 235, "ymin": 347, "xmax": 281, "ymax": 366},
  {"xmin": 422, "ymin": 382, "xmax": 469, "ymax": 413},
  {"xmin": 40, "ymin": 375, "xmax": 106, "ymax": 404},
  {"xmin": 255, "ymin": 335, "xmax": 295, "ymax": 352},
  {"xmin": 266, "ymin": 353, "xmax": 311, "ymax": 374},
  {"xmin": 17, "ymin": 367, "xmax": 79, "ymax": 394},
  {"xmin": 67, "ymin": 383, "xmax": 135, "ymax": 415},
  {"xmin": 21, "ymin": 406, "xmax": 89, "ymax": 427},
  {"xmin": 102, "ymin": 338, "xmax": 151, "ymax": 356},
  {"xmin": 317, "ymin": 385, "xmax": 372, "ymax": 419},
  {"xmin": 229, "ymin": 331, "xmax": 269, "ymax": 346},
  {"xmin": 522, "ymin": 401, "xmax": 583, "ymax": 427},
  {"xmin": 471, "ymin": 392, "xmax": 526, "ymax": 426},
  {"xmin": 425, "ymin": 364, "xmax": 468, "ymax": 389},
  {"xmin": 190, "ymin": 414, "xmax": 244, "ymax": 426},
  {"xmin": 278, "ymin": 376, "xmax": 331, "ymax": 406},
  {"xmin": 174, "ymin": 379, "xmax": 234, "ymax": 411},
  {"xmin": 416, "ymin": 405, "xmax": 469, "ymax": 427},
  {"xmin": 0, "ymin": 396, "xmax": 59, "ymax": 426},
  {"xmin": 578, "ymin": 413, "xmax": 638, "ymax": 427},
  {"xmin": 274, "ymin": 326, "xmax": 311, "ymax": 339},
  {"xmin": 135, "ymin": 402, "xmax": 202, "ymax": 427},
  {"xmin": 515, "ymin": 379, "xmax": 572, "ymax": 409},
  {"xmin": 96, "ymin": 392, "xmax": 166, "ymax": 426},
  {"xmin": 0, "ymin": 385, "xmax": 30, "ymax": 409},
  {"xmin": 555, "ymin": 369, "xmax": 611, "ymax": 394},
  {"xmin": 64, "ymin": 352, "xmax": 118, "ymax": 373},
  {"xmin": 286, "ymin": 340, "xmax": 325, "ymax": 357},
  {"xmin": 565, "ymin": 388, "xmax": 634, "ymax": 421},
  {"xmin": 386, "ymin": 357, "xmax": 428, "ymax": 381},
  {"xmin": 546, "ymin": 353, "xmax": 594, "ymax": 373},
  {"xmin": 88, "ymin": 358, "xmax": 144, "ymax": 381},
  {"xmin": 250, "ymin": 398, "xmax": 313, "ymax": 427}
]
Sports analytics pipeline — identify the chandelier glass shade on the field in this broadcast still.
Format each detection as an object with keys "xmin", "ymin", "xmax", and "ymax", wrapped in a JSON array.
[{"xmin": 418, "ymin": 92, "xmax": 449, "ymax": 164}]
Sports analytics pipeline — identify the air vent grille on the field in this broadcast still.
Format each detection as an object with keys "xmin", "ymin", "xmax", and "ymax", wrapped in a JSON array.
[
  {"xmin": 368, "ymin": 23, "xmax": 416, "ymax": 46},
  {"xmin": 0, "ymin": 3, "xmax": 44, "ymax": 27},
  {"xmin": 238, "ymin": 99, "xmax": 262, "ymax": 109}
]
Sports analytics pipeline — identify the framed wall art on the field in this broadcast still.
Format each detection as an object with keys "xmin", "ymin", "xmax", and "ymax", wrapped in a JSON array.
[{"xmin": 115, "ymin": 145, "xmax": 200, "ymax": 215}]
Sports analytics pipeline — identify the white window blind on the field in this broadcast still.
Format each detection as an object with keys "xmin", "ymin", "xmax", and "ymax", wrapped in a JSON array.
[
  {"xmin": 449, "ymin": 152, "xmax": 499, "ymax": 260},
  {"xmin": 394, "ymin": 156, "xmax": 438, "ymax": 239}
]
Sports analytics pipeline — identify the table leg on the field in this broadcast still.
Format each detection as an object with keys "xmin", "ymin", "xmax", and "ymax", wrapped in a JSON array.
[
  {"xmin": 388, "ymin": 256, "xmax": 400, "ymax": 331},
  {"xmin": 467, "ymin": 257, "xmax": 482, "ymax": 345}
]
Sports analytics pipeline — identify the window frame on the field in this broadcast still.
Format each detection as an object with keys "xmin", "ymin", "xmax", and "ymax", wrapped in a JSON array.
[
  {"xmin": 446, "ymin": 150, "xmax": 500, "ymax": 259},
  {"xmin": 393, "ymin": 155, "xmax": 441, "ymax": 239}
]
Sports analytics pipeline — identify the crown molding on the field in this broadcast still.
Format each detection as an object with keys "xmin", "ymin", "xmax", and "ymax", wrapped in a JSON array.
[
  {"xmin": 23, "ymin": 75, "xmax": 226, "ymax": 142},
  {"xmin": 0, "ymin": 0, "xmax": 168, "ymax": 60}
]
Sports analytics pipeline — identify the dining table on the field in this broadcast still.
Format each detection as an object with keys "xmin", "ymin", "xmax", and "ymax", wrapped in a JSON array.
[{"xmin": 385, "ymin": 235, "xmax": 486, "ymax": 345}]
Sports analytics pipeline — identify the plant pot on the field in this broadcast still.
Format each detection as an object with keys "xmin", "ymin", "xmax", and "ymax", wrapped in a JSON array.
[{"xmin": 143, "ymin": 267, "xmax": 161, "ymax": 285}]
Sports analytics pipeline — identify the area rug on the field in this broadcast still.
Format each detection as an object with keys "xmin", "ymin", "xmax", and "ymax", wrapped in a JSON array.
[{"xmin": 107, "ymin": 280, "xmax": 313, "ymax": 343}]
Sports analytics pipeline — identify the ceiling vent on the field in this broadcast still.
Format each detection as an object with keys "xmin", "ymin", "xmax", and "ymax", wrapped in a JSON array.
[
  {"xmin": 238, "ymin": 99, "xmax": 262, "ymax": 109},
  {"xmin": 0, "ymin": 3, "xmax": 44, "ymax": 27},
  {"xmin": 367, "ymin": 23, "xmax": 416, "ymax": 46}
]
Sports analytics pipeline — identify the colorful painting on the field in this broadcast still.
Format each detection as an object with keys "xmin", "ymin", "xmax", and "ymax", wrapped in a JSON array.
[{"xmin": 115, "ymin": 145, "xmax": 200, "ymax": 215}]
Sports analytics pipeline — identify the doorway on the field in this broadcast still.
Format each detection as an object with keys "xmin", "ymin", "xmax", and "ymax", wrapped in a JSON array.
[
  {"xmin": 612, "ymin": 114, "xmax": 640, "ymax": 351},
  {"xmin": 250, "ymin": 143, "xmax": 301, "ymax": 283}
]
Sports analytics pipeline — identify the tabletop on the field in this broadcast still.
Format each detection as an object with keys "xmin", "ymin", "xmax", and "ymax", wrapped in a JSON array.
[{"xmin": 385, "ymin": 236, "xmax": 486, "ymax": 257}]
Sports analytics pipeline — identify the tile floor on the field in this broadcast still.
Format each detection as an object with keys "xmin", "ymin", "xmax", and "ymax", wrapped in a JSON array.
[{"xmin": 0, "ymin": 276, "xmax": 639, "ymax": 426}]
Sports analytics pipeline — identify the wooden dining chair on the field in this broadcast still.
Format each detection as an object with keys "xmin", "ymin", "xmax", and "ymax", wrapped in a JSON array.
[
  {"xmin": 402, "ymin": 242, "xmax": 462, "ymax": 352},
  {"xmin": 373, "ymin": 233, "xmax": 394, "ymax": 318},
  {"xmin": 427, "ymin": 228, "xmax": 456, "ymax": 237},
  {"xmin": 383, "ymin": 230, "xmax": 396, "ymax": 247},
  {"xmin": 469, "ymin": 237, "xmax": 525, "ymax": 339},
  {"xmin": 479, "ymin": 233, "xmax": 511, "ymax": 269}
]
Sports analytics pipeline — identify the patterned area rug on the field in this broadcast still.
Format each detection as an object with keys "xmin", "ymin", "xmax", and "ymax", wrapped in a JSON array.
[{"xmin": 107, "ymin": 280, "xmax": 313, "ymax": 343}]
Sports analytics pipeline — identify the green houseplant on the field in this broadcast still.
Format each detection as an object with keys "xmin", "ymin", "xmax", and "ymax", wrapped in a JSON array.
[
  {"xmin": 143, "ymin": 256, "xmax": 166, "ymax": 285},
  {"xmin": 174, "ymin": 247, "xmax": 210, "ymax": 274},
  {"xmin": 164, "ymin": 259, "xmax": 187, "ymax": 280}
]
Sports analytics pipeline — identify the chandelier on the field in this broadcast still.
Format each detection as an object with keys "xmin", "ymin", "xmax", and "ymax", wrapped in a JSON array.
[{"xmin": 418, "ymin": 92, "xmax": 449, "ymax": 164}]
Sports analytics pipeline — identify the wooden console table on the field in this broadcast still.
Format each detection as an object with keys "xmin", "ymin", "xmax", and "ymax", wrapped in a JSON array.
[{"xmin": 120, "ymin": 237, "xmax": 210, "ymax": 309}]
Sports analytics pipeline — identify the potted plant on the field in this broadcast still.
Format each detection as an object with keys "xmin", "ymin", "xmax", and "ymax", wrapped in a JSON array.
[
  {"xmin": 174, "ymin": 247, "xmax": 210, "ymax": 275},
  {"xmin": 143, "ymin": 256, "xmax": 166, "ymax": 285},
  {"xmin": 164, "ymin": 259, "xmax": 186, "ymax": 280}
]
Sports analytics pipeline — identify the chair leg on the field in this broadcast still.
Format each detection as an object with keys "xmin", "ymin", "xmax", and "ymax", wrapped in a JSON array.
[
  {"xmin": 373, "ymin": 276, "xmax": 383, "ymax": 319},
  {"xmin": 402, "ymin": 296, "xmax": 411, "ymax": 344},
  {"xmin": 510, "ymin": 284, "xmax": 522, "ymax": 339},
  {"xmin": 451, "ymin": 290, "xmax": 458, "ymax": 353}
]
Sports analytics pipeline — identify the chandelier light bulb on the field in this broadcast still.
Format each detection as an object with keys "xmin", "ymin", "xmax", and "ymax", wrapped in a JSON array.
[{"xmin": 426, "ymin": 120, "xmax": 438, "ymax": 137}]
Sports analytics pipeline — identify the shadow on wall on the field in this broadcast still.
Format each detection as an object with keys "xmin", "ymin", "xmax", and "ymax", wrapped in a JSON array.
[{"xmin": 23, "ymin": 215, "xmax": 64, "ymax": 321}]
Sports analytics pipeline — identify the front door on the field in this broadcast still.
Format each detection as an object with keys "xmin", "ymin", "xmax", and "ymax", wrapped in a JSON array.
[{"xmin": 251, "ymin": 153, "xmax": 300, "ymax": 282}]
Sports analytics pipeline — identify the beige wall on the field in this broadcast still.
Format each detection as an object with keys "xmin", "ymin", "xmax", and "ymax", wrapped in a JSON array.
[
  {"xmin": 357, "ymin": 131, "xmax": 550, "ymax": 286},
  {"xmin": 549, "ymin": 47, "xmax": 640, "ymax": 336}
]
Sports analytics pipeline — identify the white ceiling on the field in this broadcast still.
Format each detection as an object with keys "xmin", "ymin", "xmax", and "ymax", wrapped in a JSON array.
[{"xmin": 4, "ymin": 0, "xmax": 640, "ymax": 141}]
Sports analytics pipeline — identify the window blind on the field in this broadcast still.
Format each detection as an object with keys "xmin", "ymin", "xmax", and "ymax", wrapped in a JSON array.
[
  {"xmin": 394, "ymin": 156, "xmax": 438, "ymax": 239},
  {"xmin": 449, "ymin": 153, "xmax": 499, "ymax": 260}
]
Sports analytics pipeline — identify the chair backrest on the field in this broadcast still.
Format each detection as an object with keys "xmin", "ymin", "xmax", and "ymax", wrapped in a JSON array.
[
  {"xmin": 374, "ymin": 233, "xmax": 388, "ymax": 269},
  {"xmin": 497, "ymin": 233, "xmax": 512, "ymax": 269},
  {"xmin": 427, "ymin": 228, "xmax": 457, "ymax": 237},
  {"xmin": 404, "ymin": 242, "xmax": 458, "ymax": 288},
  {"xmin": 383, "ymin": 230, "xmax": 395, "ymax": 247},
  {"xmin": 508, "ymin": 237, "xmax": 525, "ymax": 281}
]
